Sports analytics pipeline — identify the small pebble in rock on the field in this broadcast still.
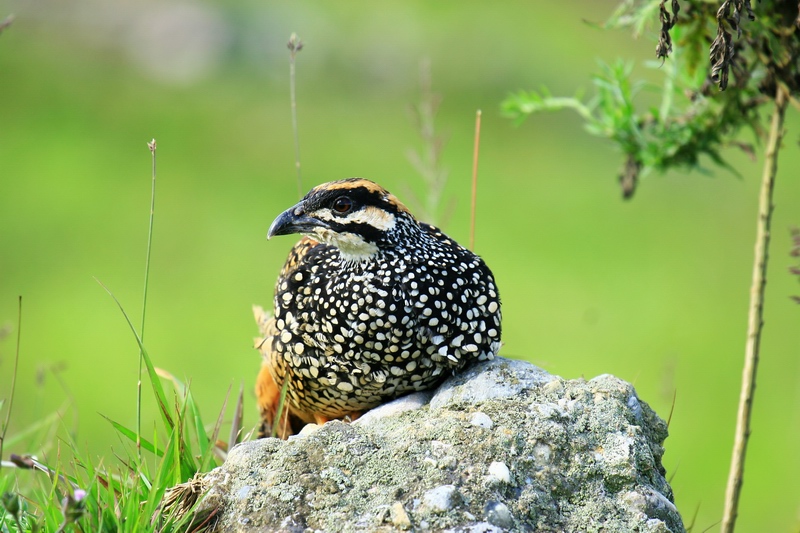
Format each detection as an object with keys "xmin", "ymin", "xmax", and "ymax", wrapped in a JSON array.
[
  {"xmin": 487, "ymin": 461, "xmax": 511, "ymax": 484},
  {"xmin": 533, "ymin": 443, "xmax": 552, "ymax": 465},
  {"xmin": 534, "ymin": 402, "xmax": 568, "ymax": 419},
  {"xmin": 390, "ymin": 501, "xmax": 412, "ymax": 530},
  {"xmin": 292, "ymin": 423, "xmax": 322, "ymax": 439},
  {"xmin": 484, "ymin": 501, "xmax": 514, "ymax": 529},
  {"xmin": 422, "ymin": 484, "xmax": 460, "ymax": 514},
  {"xmin": 627, "ymin": 394, "xmax": 643, "ymax": 420},
  {"xmin": 542, "ymin": 379, "xmax": 565, "ymax": 395},
  {"xmin": 469, "ymin": 412, "xmax": 493, "ymax": 429}
]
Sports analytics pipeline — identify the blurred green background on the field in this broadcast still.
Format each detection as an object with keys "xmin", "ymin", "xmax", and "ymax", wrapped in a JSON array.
[{"xmin": 1, "ymin": 1, "xmax": 799, "ymax": 531}]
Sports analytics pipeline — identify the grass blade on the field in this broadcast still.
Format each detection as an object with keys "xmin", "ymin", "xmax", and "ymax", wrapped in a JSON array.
[
  {"xmin": 94, "ymin": 278, "xmax": 175, "ymax": 432},
  {"xmin": 228, "ymin": 383, "xmax": 244, "ymax": 449},
  {"xmin": 0, "ymin": 296, "xmax": 22, "ymax": 463},
  {"xmin": 200, "ymin": 386, "xmax": 230, "ymax": 468},
  {"xmin": 271, "ymin": 378, "xmax": 291, "ymax": 438},
  {"xmin": 100, "ymin": 414, "xmax": 164, "ymax": 457},
  {"xmin": 156, "ymin": 368, "xmax": 211, "ymax": 464},
  {"xmin": 1, "ymin": 410, "xmax": 61, "ymax": 450}
]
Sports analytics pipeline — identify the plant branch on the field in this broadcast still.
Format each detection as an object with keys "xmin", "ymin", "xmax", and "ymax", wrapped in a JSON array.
[{"xmin": 720, "ymin": 84, "xmax": 788, "ymax": 533}]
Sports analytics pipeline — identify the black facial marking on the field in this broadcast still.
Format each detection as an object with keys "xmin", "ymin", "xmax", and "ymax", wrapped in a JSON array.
[{"xmin": 305, "ymin": 186, "xmax": 402, "ymax": 216}]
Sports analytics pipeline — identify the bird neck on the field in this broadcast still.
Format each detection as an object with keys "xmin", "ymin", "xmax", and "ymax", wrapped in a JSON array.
[{"xmin": 329, "ymin": 213, "xmax": 425, "ymax": 266}]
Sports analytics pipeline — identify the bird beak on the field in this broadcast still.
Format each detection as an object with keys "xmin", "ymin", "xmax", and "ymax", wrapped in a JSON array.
[{"xmin": 267, "ymin": 202, "xmax": 330, "ymax": 239}]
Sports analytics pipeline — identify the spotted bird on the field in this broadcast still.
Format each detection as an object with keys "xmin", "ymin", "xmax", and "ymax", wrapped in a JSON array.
[{"xmin": 255, "ymin": 178, "xmax": 501, "ymax": 437}]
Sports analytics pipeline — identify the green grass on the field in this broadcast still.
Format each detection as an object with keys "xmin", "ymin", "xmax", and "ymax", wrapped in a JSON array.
[
  {"xmin": 1, "ymin": 158, "xmax": 232, "ymax": 533},
  {"xmin": 1, "ymin": 355, "xmax": 226, "ymax": 533},
  {"xmin": 0, "ymin": 288, "xmax": 231, "ymax": 532}
]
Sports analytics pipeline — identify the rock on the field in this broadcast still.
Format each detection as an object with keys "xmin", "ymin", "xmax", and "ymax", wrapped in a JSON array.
[
  {"xmin": 429, "ymin": 357, "xmax": 556, "ymax": 409},
  {"xmin": 389, "ymin": 501, "xmax": 412, "ymax": 530},
  {"xmin": 420, "ymin": 485, "xmax": 460, "ymax": 514},
  {"xmin": 469, "ymin": 412, "xmax": 493, "ymax": 429},
  {"xmin": 484, "ymin": 501, "xmax": 514, "ymax": 529},
  {"xmin": 353, "ymin": 390, "xmax": 434, "ymax": 427},
  {"xmin": 193, "ymin": 357, "xmax": 685, "ymax": 532},
  {"xmin": 486, "ymin": 461, "xmax": 511, "ymax": 485}
]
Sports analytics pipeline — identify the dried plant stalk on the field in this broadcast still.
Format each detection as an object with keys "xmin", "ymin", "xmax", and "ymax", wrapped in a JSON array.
[{"xmin": 720, "ymin": 85, "xmax": 788, "ymax": 533}]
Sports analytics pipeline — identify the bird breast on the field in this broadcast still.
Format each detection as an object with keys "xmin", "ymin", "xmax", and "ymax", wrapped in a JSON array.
[{"xmin": 273, "ymin": 241, "xmax": 501, "ymax": 383}]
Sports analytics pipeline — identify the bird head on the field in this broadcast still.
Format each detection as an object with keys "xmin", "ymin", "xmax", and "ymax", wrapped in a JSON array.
[{"xmin": 268, "ymin": 178, "xmax": 416, "ymax": 260}]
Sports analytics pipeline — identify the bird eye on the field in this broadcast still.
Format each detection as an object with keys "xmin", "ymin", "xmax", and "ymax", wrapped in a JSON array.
[{"xmin": 332, "ymin": 196, "xmax": 353, "ymax": 214}]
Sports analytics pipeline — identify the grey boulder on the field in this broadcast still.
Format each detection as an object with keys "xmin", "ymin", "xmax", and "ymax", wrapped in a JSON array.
[{"xmin": 194, "ymin": 357, "xmax": 684, "ymax": 532}]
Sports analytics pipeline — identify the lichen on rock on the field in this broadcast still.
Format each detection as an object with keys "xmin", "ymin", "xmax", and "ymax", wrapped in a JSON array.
[{"xmin": 192, "ymin": 357, "xmax": 684, "ymax": 532}]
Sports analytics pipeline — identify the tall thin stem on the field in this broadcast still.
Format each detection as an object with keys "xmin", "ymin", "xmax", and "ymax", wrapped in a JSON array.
[
  {"xmin": 138, "ymin": 139, "xmax": 157, "ymax": 461},
  {"xmin": 469, "ymin": 109, "xmax": 482, "ymax": 251},
  {"xmin": 288, "ymin": 33, "xmax": 304, "ymax": 199},
  {"xmin": 0, "ymin": 296, "xmax": 22, "ymax": 464},
  {"xmin": 720, "ymin": 86, "xmax": 788, "ymax": 533}
]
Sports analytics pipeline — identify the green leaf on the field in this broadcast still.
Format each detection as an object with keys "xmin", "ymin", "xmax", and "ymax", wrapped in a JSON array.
[
  {"xmin": 95, "ymin": 278, "xmax": 175, "ymax": 432},
  {"xmin": 100, "ymin": 414, "xmax": 164, "ymax": 457},
  {"xmin": 157, "ymin": 368, "xmax": 210, "ymax": 462}
]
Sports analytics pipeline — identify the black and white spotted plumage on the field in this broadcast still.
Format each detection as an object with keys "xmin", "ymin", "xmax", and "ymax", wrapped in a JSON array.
[{"xmin": 257, "ymin": 178, "xmax": 502, "ymax": 422}]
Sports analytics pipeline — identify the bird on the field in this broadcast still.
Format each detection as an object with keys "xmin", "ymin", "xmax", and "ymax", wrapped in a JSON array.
[{"xmin": 255, "ymin": 178, "xmax": 501, "ymax": 438}]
